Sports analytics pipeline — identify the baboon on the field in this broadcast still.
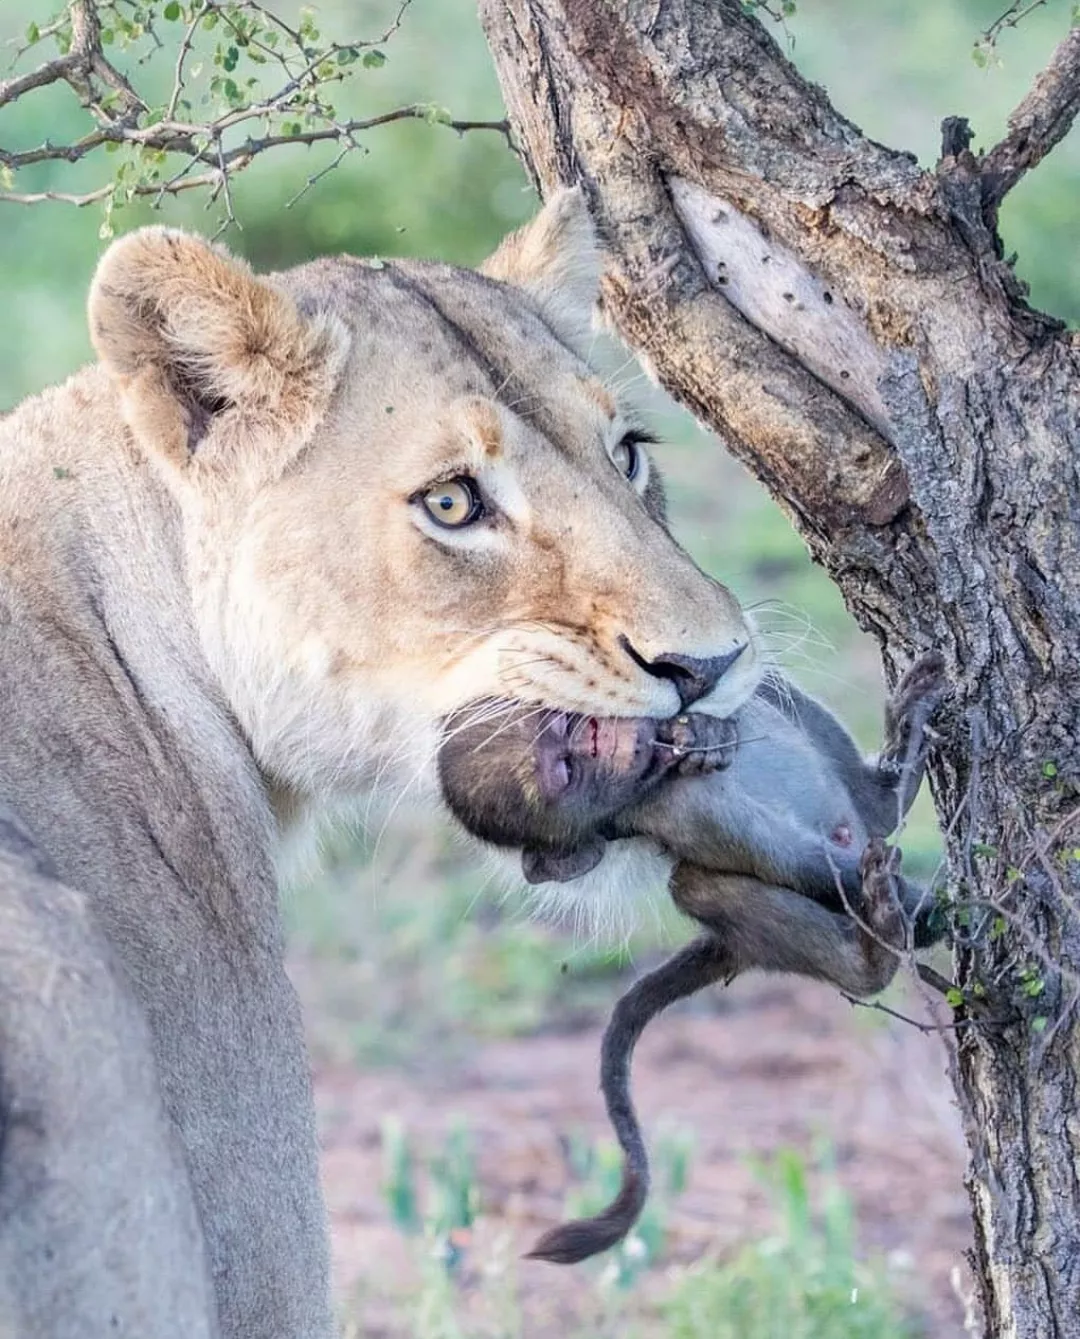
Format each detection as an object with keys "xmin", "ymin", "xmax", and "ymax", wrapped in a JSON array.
[{"xmin": 438, "ymin": 654, "xmax": 946, "ymax": 1263}]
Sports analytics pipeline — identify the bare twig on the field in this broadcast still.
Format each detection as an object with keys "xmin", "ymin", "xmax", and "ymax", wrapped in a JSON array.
[
  {"xmin": 839, "ymin": 990, "xmax": 978, "ymax": 1035},
  {"xmin": 0, "ymin": 170, "xmax": 220, "ymax": 207},
  {"xmin": 981, "ymin": 0, "xmax": 1050, "ymax": 50},
  {"xmin": 0, "ymin": 105, "xmax": 511, "ymax": 207},
  {"xmin": 0, "ymin": 52, "xmax": 79, "ymax": 111},
  {"xmin": 981, "ymin": 23, "xmax": 1080, "ymax": 208},
  {"xmin": 0, "ymin": 106, "xmax": 510, "ymax": 175}
]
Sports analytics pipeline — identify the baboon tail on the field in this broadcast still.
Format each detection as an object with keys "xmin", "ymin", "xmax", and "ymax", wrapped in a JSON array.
[
  {"xmin": 527, "ymin": 935, "xmax": 730, "ymax": 1266},
  {"xmin": 525, "ymin": 1166, "xmax": 646, "ymax": 1264}
]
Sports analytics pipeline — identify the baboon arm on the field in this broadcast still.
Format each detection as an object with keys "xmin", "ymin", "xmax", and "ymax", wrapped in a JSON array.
[
  {"xmin": 876, "ymin": 651, "xmax": 948, "ymax": 821},
  {"xmin": 671, "ymin": 864, "xmax": 903, "ymax": 999}
]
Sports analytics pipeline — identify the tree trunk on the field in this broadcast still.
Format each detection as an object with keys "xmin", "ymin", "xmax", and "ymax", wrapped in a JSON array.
[{"xmin": 478, "ymin": 2, "xmax": 1080, "ymax": 1334}]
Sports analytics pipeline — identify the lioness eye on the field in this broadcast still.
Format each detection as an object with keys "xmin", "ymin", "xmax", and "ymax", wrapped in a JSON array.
[
  {"xmin": 611, "ymin": 432, "xmax": 649, "ymax": 481},
  {"xmin": 421, "ymin": 477, "xmax": 484, "ymax": 528}
]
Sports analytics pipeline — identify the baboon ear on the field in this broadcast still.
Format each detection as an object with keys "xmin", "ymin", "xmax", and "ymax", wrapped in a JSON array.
[
  {"xmin": 88, "ymin": 227, "xmax": 349, "ymax": 486},
  {"xmin": 522, "ymin": 840, "xmax": 606, "ymax": 885},
  {"xmin": 480, "ymin": 186, "xmax": 601, "ymax": 356}
]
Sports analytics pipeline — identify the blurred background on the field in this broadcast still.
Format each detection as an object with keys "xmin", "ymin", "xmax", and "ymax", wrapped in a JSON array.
[{"xmin": 2, "ymin": 2, "xmax": 1076, "ymax": 1334}]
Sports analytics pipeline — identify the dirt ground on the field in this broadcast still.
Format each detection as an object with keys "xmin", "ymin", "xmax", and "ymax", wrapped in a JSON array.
[{"xmin": 306, "ymin": 963, "xmax": 975, "ymax": 1337}]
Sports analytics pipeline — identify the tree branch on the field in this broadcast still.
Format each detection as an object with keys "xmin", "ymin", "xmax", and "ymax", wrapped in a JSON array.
[
  {"xmin": 981, "ymin": 24, "xmax": 1080, "ymax": 209},
  {"xmin": 0, "ymin": 106, "xmax": 510, "ymax": 173},
  {"xmin": 0, "ymin": 53, "xmax": 79, "ymax": 113},
  {"xmin": 0, "ymin": 0, "xmax": 99, "ymax": 112},
  {"xmin": 480, "ymin": 4, "xmax": 1080, "ymax": 1333},
  {"xmin": 0, "ymin": 1, "xmax": 511, "ymax": 228},
  {"xmin": 481, "ymin": 0, "xmax": 1014, "ymax": 549}
]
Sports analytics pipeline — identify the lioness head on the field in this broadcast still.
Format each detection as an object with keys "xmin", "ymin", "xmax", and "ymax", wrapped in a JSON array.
[{"xmin": 87, "ymin": 190, "xmax": 759, "ymax": 886}]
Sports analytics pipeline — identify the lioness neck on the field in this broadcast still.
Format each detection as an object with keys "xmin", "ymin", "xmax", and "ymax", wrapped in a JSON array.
[{"xmin": 0, "ymin": 364, "xmax": 277, "ymax": 925}]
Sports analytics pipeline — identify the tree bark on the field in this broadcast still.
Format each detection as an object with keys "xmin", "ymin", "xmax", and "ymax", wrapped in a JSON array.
[{"xmin": 478, "ymin": 2, "xmax": 1080, "ymax": 1335}]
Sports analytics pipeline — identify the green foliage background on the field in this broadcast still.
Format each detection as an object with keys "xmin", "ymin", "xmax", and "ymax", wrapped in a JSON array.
[{"xmin": 1, "ymin": 0, "xmax": 1077, "ymax": 412}]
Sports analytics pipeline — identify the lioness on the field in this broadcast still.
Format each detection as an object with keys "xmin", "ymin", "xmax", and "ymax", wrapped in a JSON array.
[{"xmin": 0, "ymin": 190, "xmax": 759, "ymax": 1337}]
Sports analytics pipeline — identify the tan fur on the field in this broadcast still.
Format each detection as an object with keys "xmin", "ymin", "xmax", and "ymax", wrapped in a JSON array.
[{"xmin": 0, "ymin": 188, "xmax": 760, "ymax": 1337}]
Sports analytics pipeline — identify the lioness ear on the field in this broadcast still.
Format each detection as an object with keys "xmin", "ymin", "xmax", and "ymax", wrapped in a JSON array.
[
  {"xmin": 88, "ymin": 227, "xmax": 349, "ymax": 486},
  {"xmin": 480, "ymin": 186, "xmax": 601, "ymax": 356}
]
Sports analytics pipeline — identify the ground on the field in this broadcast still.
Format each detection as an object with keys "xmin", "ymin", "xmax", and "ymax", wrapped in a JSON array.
[{"xmin": 295, "ymin": 941, "xmax": 973, "ymax": 1337}]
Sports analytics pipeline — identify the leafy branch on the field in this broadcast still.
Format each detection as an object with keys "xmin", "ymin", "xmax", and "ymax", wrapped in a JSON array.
[{"xmin": 1, "ymin": 0, "xmax": 512, "ymax": 233}]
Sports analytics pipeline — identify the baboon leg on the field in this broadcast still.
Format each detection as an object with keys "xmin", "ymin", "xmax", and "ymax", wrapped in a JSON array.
[
  {"xmin": 0, "ymin": 824, "xmax": 219, "ymax": 1338},
  {"xmin": 528, "ymin": 936, "xmax": 733, "ymax": 1265},
  {"xmin": 530, "ymin": 844, "xmax": 914, "ymax": 1267},
  {"xmin": 671, "ymin": 842, "xmax": 908, "ymax": 999}
]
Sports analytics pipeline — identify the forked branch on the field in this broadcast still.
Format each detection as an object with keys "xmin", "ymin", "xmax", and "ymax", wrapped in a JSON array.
[{"xmin": 981, "ymin": 23, "xmax": 1080, "ymax": 208}]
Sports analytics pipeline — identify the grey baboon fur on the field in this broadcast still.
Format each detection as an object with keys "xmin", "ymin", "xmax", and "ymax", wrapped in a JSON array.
[{"xmin": 438, "ymin": 654, "xmax": 947, "ymax": 1263}]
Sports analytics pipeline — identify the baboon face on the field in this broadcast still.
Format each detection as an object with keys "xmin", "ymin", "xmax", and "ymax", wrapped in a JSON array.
[{"xmin": 438, "ymin": 699, "xmax": 736, "ymax": 882}]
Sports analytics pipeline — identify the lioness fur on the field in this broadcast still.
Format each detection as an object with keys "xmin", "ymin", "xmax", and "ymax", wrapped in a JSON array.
[{"xmin": 0, "ymin": 191, "xmax": 760, "ymax": 1336}]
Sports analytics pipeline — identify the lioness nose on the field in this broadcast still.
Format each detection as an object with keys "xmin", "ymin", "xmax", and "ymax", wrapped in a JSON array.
[{"xmin": 633, "ymin": 643, "xmax": 747, "ymax": 710}]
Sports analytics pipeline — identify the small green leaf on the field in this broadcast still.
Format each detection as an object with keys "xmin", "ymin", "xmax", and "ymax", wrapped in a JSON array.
[
  {"xmin": 362, "ymin": 48, "xmax": 387, "ymax": 68},
  {"xmin": 25, "ymin": 21, "xmax": 40, "ymax": 42},
  {"xmin": 1031, "ymin": 1015, "xmax": 1048, "ymax": 1033},
  {"xmin": 973, "ymin": 842, "xmax": 997, "ymax": 859},
  {"xmin": 946, "ymin": 988, "xmax": 964, "ymax": 1008},
  {"xmin": 163, "ymin": 1, "xmax": 181, "ymax": 18},
  {"xmin": 1043, "ymin": 760, "xmax": 1059, "ymax": 778}
]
